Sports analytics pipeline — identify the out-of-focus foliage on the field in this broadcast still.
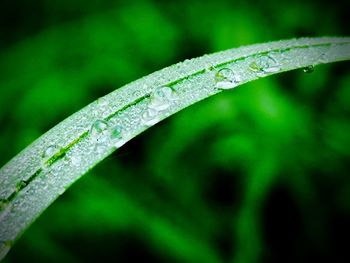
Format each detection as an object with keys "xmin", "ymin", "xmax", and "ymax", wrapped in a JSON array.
[{"xmin": 0, "ymin": 0, "xmax": 349, "ymax": 262}]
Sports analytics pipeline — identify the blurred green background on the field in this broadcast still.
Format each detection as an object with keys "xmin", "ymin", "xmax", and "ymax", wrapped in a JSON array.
[{"xmin": 1, "ymin": 0, "xmax": 350, "ymax": 262}]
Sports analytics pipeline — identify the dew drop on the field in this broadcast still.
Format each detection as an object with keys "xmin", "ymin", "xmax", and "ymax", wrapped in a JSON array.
[
  {"xmin": 148, "ymin": 86, "xmax": 176, "ymax": 111},
  {"xmin": 91, "ymin": 120, "xmax": 108, "ymax": 135},
  {"xmin": 58, "ymin": 187, "xmax": 65, "ymax": 196},
  {"xmin": 42, "ymin": 145, "xmax": 58, "ymax": 159},
  {"xmin": 302, "ymin": 65, "xmax": 314, "ymax": 73},
  {"xmin": 111, "ymin": 125, "xmax": 122, "ymax": 139},
  {"xmin": 318, "ymin": 53, "xmax": 327, "ymax": 64},
  {"xmin": 142, "ymin": 108, "xmax": 160, "ymax": 126},
  {"xmin": 97, "ymin": 97, "xmax": 109, "ymax": 108},
  {"xmin": 110, "ymin": 125, "xmax": 127, "ymax": 148},
  {"xmin": 249, "ymin": 54, "xmax": 280, "ymax": 76},
  {"xmin": 41, "ymin": 145, "xmax": 61, "ymax": 168},
  {"xmin": 90, "ymin": 120, "xmax": 109, "ymax": 146},
  {"xmin": 215, "ymin": 68, "xmax": 241, "ymax": 89}
]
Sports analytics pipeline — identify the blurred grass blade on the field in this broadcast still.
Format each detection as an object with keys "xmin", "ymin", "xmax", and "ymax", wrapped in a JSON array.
[{"xmin": 0, "ymin": 37, "xmax": 350, "ymax": 260}]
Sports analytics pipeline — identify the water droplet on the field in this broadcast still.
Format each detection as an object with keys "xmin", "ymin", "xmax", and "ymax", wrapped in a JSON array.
[
  {"xmin": 90, "ymin": 120, "xmax": 109, "ymax": 146},
  {"xmin": 58, "ymin": 187, "xmax": 65, "ymax": 196},
  {"xmin": 148, "ymin": 86, "xmax": 176, "ymax": 111},
  {"xmin": 249, "ymin": 54, "xmax": 280, "ymax": 76},
  {"xmin": 318, "ymin": 52, "xmax": 327, "ymax": 64},
  {"xmin": 215, "ymin": 68, "xmax": 241, "ymax": 89},
  {"xmin": 41, "ymin": 145, "xmax": 61, "ymax": 168},
  {"xmin": 111, "ymin": 125, "xmax": 122, "ymax": 139},
  {"xmin": 133, "ymin": 89, "xmax": 143, "ymax": 97},
  {"xmin": 302, "ymin": 65, "xmax": 314, "ymax": 73},
  {"xmin": 42, "ymin": 145, "xmax": 58, "ymax": 159},
  {"xmin": 97, "ymin": 97, "xmax": 109, "ymax": 108},
  {"xmin": 142, "ymin": 108, "xmax": 160, "ymax": 126},
  {"xmin": 15, "ymin": 180, "xmax": 27, "ymax": 192},
  {"xmin": 110, "ymin": 125, "xmax": 127, "ymax": 148},
  {"xmin": 91, "ymin": 120, "xmax": 108, "ymax": 135}
]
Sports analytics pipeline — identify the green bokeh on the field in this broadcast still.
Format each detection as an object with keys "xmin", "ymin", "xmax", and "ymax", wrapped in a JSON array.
[{"xmin": 0, "ymin": 0, "xmax": 349, "ymax": 262}]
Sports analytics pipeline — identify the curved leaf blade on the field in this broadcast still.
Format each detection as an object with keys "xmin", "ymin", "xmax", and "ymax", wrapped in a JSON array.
[{"xmin": 0, "ymin": 37, "xmax": 350, "ymax": 259}]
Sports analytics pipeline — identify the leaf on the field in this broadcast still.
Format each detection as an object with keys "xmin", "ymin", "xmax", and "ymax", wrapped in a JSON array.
[{"xmin": 0, "ymin": 37, "xmax": 350, "ymax": 260}]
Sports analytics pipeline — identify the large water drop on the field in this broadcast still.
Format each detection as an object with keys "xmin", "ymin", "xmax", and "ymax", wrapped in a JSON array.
[
  {"xmin": 249, "ymin": 54, "xmax": 280, "ymax": 76},
  {"xmin": 215, "ymin": 68, "xmax": 241, "ymax": 89},
  {"xmin": 142, "ymin": 108, "xmax": 160, "ymax": 126},
  {"xmin": 148, "ymin": 86, "xmax": 176, "ymax": 111}
]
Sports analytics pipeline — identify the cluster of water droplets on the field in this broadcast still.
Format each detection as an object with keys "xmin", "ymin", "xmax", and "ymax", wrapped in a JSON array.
[
  {"xmin": 89, "ymin": 118, "xmax": 130, "ymax": 151},
  {"xmin": 80, "ymin": 87, "xmax": 178, "ymax": 156},
  {"xmin": 141, "ymin": 86, "xmax": 177, "ymax": 126},
  {"xmin": 4, "ymin": 46, "xmax": 323, "ymax": 209}
]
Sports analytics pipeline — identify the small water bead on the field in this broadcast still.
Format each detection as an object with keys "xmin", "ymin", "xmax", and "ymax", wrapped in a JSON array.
[
  {"xmin": 215, "ymin": 68, "xmax": 241, "ymax": 89},
  {"xmin": 318, "ymin": 52, "xmax": 328, "ymax": 64},
  {"xmin": 133, "ymin": 89, "xmax": 143, "ymax": 98},
  {"xmin": 110, "ymin": 125, "xmax": 127, "ymax": 148},
  {"xmin": 142, "ymin": 108, "xmax": 161, "ymax": 126},
  {"xmin": 91, "ymin": 120, "xmax": 108, "ymax": 135},
  {"xmin": 303, "ymin": 65, "xmax": 314, "ymax": 73},
  {"xmin": 90, "ymin": 120, "xmax": 109, "ymax": 145},
  {"xmin": 110, "ymin": 125, "xmax": 122, "ymax": 139},
  {"xmin": 97, "ymin": 97, "xmax": 109, "ymax": 107},
  {"xmin": 58, "ymin": 186, "xmax": 66, "ymax": 196},
  {"xmin": 42, "ymin": 145, "xmax": 59, "ymax": 160},
  {"xmin": 249, "ymin": 54, "xmax": 281, "ymax": 76}
]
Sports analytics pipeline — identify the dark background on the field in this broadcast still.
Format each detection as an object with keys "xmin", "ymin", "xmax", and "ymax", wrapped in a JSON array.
[{"xmin": 1, "ymin": 0, "xmax": 350, "ymax": 262}]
